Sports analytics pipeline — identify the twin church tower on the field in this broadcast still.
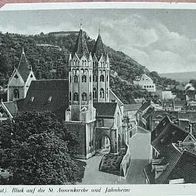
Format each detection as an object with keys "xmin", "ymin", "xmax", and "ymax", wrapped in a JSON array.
[{"xmin": 68, "ymin": 28, "xmax": 110, "ymax": 121}]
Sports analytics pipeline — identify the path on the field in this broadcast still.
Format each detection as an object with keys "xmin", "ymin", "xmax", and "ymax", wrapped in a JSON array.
[
  {"xmin": 125, "ymin": 159, "xmax": 149, "ymax": 184},
  {"xmin": 79, "ymin": 154, "xmax": 126, "ymax": 184}
]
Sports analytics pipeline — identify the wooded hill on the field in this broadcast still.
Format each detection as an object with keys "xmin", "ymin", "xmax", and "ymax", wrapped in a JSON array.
[{"xmin": 0, "ymin": 31, "xmax": 177, "ymax": 103}]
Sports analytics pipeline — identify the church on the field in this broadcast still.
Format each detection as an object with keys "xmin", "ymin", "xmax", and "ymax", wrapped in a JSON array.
[{"xmin": 1, "ymin": 28, "xmax": 125, "ymax": 159}]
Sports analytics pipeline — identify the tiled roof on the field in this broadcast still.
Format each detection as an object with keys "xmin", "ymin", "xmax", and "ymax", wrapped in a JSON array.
[
  {"xmin": 145, "ymin": 143, "xmax": 196, "ymax": 184},
  {"xmin": 73, "ymin": 29, "xmax": 89, "ymax": 59},
  {"xmin": 93, "ymin": 102, "xmax": 117, "ymax": 118},
  {"xmin": 179, "ymin": 111, "xmax": 196, "ymax": 122},
  {"xmin": 17, "ymin": 79, "xmax": 69, "ymax": 120},
  {"xmin": 17, "ymin": 50, "xmax": 31, "ymax": 82},
  {"xmin": 3, "ymin": 101, "xmax": 18, "ymax": 116},
  {"xmin": 138, "ymin": 100, "xmax": 151, "ymax": 113},
  {"xmin": 152, "ymin": 119, "xmax": 189, "ymax": 153},
  {"xmin": 93, "ymin": 34, "xmax": 106, "ymax": 60},
  {"xmin": 155, "ymin": 144, "xmax": 182, "ymax": 184},
  {"xmin": 124, "ymin": 103, "xmax": 142, "ymax": 112}
]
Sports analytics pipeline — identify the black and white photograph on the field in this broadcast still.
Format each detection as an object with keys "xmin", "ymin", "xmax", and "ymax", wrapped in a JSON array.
[{"xmin": 1, "ymin": 2, "xmax": 196, "ymax": 187}]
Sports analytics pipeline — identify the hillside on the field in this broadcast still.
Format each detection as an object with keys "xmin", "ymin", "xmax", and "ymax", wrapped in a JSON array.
[
  {"xmin": 160, "ymin": 71, "xmax": 196, "ymax": 83},
  {"xmin": 0, "ymin": 31, "xmax": 177, "ymax": 103}
]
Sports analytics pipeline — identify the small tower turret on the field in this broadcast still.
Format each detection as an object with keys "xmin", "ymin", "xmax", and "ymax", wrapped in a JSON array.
[{"xmin": 93, "ymin": 32, "xmax": 110, "ymax": 103}]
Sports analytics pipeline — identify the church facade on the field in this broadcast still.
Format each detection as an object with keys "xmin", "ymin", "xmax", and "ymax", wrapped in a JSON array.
[{"xmin": 2, "ymin": 28, "xmax": 125, "ymax": 159}]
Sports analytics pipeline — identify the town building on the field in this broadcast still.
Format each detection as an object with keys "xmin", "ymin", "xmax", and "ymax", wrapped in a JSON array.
[{"xmin": 133, "ymin": 74, "xmax": 156, "ymax": 93}]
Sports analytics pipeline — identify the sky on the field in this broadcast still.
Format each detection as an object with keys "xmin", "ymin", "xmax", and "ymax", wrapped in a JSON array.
[{"xmin": 1, "ymin": 7, "xmax": 196, "ymax": 73}]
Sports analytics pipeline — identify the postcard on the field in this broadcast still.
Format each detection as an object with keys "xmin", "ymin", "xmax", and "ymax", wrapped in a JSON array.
[{"xmin": 1, "ymin": 1, "xmax": 196, "ymax": 195}]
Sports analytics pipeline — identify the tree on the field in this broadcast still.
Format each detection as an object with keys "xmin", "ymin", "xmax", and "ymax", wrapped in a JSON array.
[{"xmin": 0, "ymin": 111, "xmax": 81, "ymax": 185}]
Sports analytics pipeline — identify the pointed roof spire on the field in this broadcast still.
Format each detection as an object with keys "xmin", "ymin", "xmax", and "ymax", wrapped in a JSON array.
[
  {"xmin": 17, "ymin": 48, "xmax": 32, "ymax": 82},
  {"xmin": 93, "ymin": 31, "xmax": 106, "ymax": 60},
  {"xmin": 73, "ymin": 27, "xmax": 89, "ymax": 59}
]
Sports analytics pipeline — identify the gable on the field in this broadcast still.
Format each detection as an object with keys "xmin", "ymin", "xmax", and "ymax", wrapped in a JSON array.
[
  {"xmin": 8, "ymin": 69, "xmax": 24, "ymax": 87},
  {"xmin": 0, "ymin": 105, "xmax": 10, "ymax": 119}
]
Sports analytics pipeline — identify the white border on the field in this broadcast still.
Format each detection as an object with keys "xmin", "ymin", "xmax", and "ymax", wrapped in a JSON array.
[{"xmin": 2, "ymin": 2, "xmax": 196, "ymax": 11}]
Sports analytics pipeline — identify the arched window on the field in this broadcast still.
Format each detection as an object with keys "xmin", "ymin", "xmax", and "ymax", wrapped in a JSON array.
[
  {"xmin": 69, "ymin": 92, "xmax": 71, "ymax": 100},
  {"xmin": 82, "ymin": 92, "xmax": 87, "ymax": 101},
  {"xmin": 74, "ymin": 75, "xmax": 78, "ymax": 83},
  {"xmin": 107, "ymin": 75, "xmax": 109, "ymax": 81},
  {"xmin": 100, "ymin": 75, "xmax": 104, "ymax": 82},
  {"xmin": 93, "ymin": 75, "xmax": 97, "ymax": 82},
  {"xmin": 93, "ymin": 88, "xmax": 97, "ymax": 99},
  {"xmin": 89, "ymin": 76, "xmax": 92, "ymax": 82},
  {"xmin": 13, "ymin": 89, "xmax": 19, "ymax": 99},
  {"xmin": 82, "ymin": 75, "xmax": 87, "ymax": 82},
  {"xmin": 100, "ymin": 88, "xmax": 104, "ymax": 98},
  {"xmin": 73, "ymin": 92, "xmax": 79, "ymax": 101},
  {"xmin": 69, "ymin": 75, "xmax": 71, "ymax": 82}
]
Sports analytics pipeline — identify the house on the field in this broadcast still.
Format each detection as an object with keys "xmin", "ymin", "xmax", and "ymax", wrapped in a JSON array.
[
  {"xmin": 2, "ymin": 28, "xmax": 126, "ymax": 160},
  {"xmin": 144, "ymin": 114, "xmax": 196, "ymax": 184},
  {"xmin": 144, "ymin": 142, "xmax": 196, "ymax": 184},
  {"xmin": 133, "ymin": 74, "xmax": 156, "ymax": 93}
]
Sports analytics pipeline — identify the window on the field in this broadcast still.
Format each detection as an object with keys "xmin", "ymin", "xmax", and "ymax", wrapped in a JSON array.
[
  {"xmin": 82, "ymin": 75, "xmax": 87, "ymax": 82},
  {"xmin": 93, "ymin": 75, "xmax": 97, "ymax": 82},
  {"xmin": 74, "ymin": 75, "xmax": 78, "ymax": 83},
  {"xmin": 89, "ymin": 76, "xmax": 92, "ymax": 82},
  {"xmin": 93, "ymin": 88, "xmax": 97, "ymax": 99},
  {"xmin": 69, "ymin": 75, "xmax": 71, "ymax": 82},
  {"xmin": 13, "ymin": 89, "xmax": 19, "ymax": 99},
  {"xmin": 69, "ymin": 92, "xmax": 71, "ymax": 100},
  {"xmin": 73, "ymin": 92, "xmax": 79, "ymax": 101},
  {"xmin": 100, "ymin": 88, "xmax": 104, "ymax": 98},
  {"xmin": 82, "ymin": 92, "xmax": 87, "ymax": 101},
  {"xmin": 30, "ymin": 74, "xmax": 33, "ymax": 78},
  {"xmin": 100, "ymin": 75, "xmax": 104, "ymax": 82}
]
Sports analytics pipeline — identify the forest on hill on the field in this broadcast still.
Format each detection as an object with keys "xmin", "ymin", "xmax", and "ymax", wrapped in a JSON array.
[{"xmin": 0, "ymin": 31, "xmax": 178, "ymax": 103}]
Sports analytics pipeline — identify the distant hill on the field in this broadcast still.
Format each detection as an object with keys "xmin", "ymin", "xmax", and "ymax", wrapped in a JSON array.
[{"xmin": 160, "ymin": 71, "xmax": 196, "ymax": 83}]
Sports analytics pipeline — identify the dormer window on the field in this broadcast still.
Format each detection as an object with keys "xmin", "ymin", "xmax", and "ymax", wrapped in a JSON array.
[{"xmin": 48, "ymin": 96, "xmax": 52, "ymax": 103}]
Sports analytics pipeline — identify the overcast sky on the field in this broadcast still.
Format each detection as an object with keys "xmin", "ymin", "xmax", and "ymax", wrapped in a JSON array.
[{"xmin": 1, "ymin": 8, "xmax": 196, "ymax": 73}]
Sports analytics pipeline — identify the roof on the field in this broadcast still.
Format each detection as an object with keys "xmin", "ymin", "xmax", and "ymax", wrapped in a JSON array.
[
  {"xmin": 93, "ymin": 34, "xmax": 106, "ymax": 60},
  {"xmin": 138, "ymin": 100, "xmax": 151, "ymax": 113},
  {"xmin": 155, "ymin": 144, "xmax": 182, "ymax": 184},
  {"xmin": 93, "ymin": 102, "xmax": 117, "ymax": 118},
  {"xmin": 152, "ymin": 110, "xmax": 179, "ymax": 123},
  {"xmin": 17, "ymin": 49, "xmax": 31, "ymax": 82},
  {"xmin": 142, "ymin": 107, "xmax": 154, "ymax": 119},
  {"xmin": 73, "ymin": 29, "xmax": 89, "ymax": 59},
  {"xmin": 152, "ymin": 119, "xmax": 189, "ymax": 153},
  {"xmin": 179, "ymin": 111, "xmax": 196, "ymax": 122},
  {"xmin": 3, "ymin": 101, "xmax": 18, "ymax": 116},
  {"xmin": 124, "ymin": 103, "xmax": 142, "ymax": 112},
  {"xmin": 17, "ymin": 79, "xmax": 69, "ymax": 120},
  {"xmin": 145, "ymin": 143, "xmax": 196, "ymax": 184}
]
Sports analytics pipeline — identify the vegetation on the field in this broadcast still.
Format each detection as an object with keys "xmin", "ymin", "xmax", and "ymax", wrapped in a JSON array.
[
  {"xmin": 0, "ymin": 31, "xmax": 179, "ymax": 103},
  {"xmin": 0, "ymin": 111, "xmax": 84, "ymax": 185}
]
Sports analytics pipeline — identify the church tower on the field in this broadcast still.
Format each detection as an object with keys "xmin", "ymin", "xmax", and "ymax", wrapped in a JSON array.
[
  {"xmin": 93, "ymin": 32, "xmax": 110, "ymax": 103},
  {"xmin": 68, "ymin": 28, "xmax": 95, "ymax": 122},
  {"xmin": 7, "ymin": 48, "xmax": 36, "ymax": 102}
]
